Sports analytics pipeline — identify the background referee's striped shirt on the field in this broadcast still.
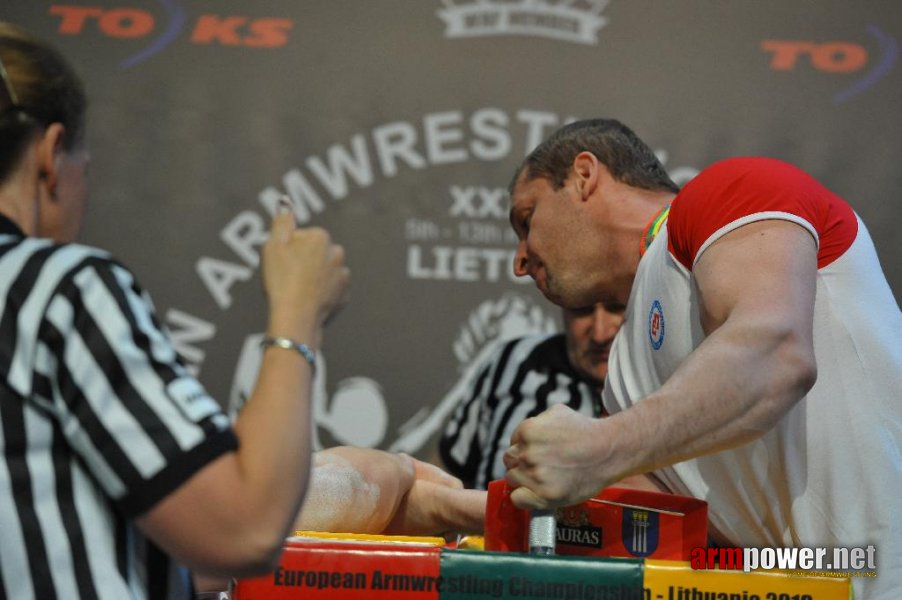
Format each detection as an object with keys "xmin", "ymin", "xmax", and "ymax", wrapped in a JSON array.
[
  {"xmin": 0, "ymin": 216, "xmax": 236, "ymax": 600},
  {"xmin": 439, "ymin": 333, "xmax": 602, "ymax": 490}
]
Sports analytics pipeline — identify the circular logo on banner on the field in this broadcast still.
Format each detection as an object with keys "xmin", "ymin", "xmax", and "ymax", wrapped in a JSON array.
[{"xmin": 648, "ymin": 300, "xmax": 665, "ymax": 350}]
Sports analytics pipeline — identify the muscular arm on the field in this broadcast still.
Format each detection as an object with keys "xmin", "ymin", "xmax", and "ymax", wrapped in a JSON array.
[
  {"xmin": 506, "ymin": 220, "xmax": 818, "ymax": 508},
  {"xmin": 626, "ymin": 220, "xmax": 818, "ymax": 466}
]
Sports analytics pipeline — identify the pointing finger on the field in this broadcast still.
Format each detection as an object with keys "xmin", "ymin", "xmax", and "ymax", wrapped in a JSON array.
[{"xmin": 270, "ymin": 196, "xmax": 297, "ymax": 243}]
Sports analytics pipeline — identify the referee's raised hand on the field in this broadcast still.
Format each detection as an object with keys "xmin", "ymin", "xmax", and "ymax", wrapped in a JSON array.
[{"xmin": 262, "ymin": 197, "xmax": 350, "ymax": 345}]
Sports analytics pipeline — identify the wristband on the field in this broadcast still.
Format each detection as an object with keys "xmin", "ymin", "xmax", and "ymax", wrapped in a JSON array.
[{"xmin": 260, "ymin": 336, "xmax": 316, "ymax": 372}]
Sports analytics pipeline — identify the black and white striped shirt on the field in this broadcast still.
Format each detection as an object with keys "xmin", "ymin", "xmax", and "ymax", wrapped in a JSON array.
[
  {"xmin": 0, "ymin": 215, "xmax": 237, "ymax": 599},
  {"xmin": 439, "ymin": 333, "xmax": 603, "ymax": 490}
]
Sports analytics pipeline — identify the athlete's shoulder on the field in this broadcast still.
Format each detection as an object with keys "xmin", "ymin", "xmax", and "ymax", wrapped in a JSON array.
[
  {"xmin": 668, "ymin": 157, "xmax": 856, "ymax": 269},
  {"xmin": 672, "ymin": 156, "xmax": 819, "ymax": 214}
]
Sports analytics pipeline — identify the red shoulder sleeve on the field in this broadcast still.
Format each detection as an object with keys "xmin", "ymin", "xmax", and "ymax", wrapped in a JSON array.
[{"xmin": 666, "ymin": 157, "xmax": 857, "ymax": 270}]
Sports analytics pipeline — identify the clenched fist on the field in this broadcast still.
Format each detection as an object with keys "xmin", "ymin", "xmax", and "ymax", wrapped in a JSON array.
[
  {"xmin": 262, "ymin": 201, "xmax": 350, "ymax": 342},
  {"xmin": 503, "ymin": 404, "xmax": 614, "ymax": 510}
]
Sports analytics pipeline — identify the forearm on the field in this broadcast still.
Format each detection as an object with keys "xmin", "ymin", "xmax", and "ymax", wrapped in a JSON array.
[
  {"xmin": 228, "ymin": 216, "xmax": 347, "ymax": 538},
  {"xmin": 228, "ymin": 314, "xmax": 321, "ymax": 536},
  {"xmin": 383, "ymin": 482, "xmax": 486, "ymax": 536},
  {"xmin": 430, "ymin": 486, "xmax": 486, "ymax": 534},
  {"xmin": 602, "ymin": 316, "xmax": 816, "ymax": 482},
  {"xmin": 137, "ymin": 326, "xmax": 322, "ymax": 576}
]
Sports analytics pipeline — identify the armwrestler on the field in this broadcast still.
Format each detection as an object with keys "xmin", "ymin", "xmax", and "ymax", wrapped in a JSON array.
[{"xmin": 503, "ymin": 118, "xmax": 901, "ymax": 599}]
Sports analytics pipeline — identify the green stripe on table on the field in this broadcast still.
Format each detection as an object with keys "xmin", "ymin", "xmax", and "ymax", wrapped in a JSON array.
[{"xmin": 439, "ymin": 549, "xmax": 643, "ymax": 599}]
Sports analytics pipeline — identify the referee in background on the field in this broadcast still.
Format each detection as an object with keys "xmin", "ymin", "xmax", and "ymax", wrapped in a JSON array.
[
  {"xmin": 440, "ymin": 303, "xmax": 644, "ymax": 490},
  {"xmin": 0, "ymin": 22, "xmax": 348, "ymax": 599}
]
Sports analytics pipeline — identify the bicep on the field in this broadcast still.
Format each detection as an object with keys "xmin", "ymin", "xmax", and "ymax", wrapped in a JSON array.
[{"xmin": 693, "ymin": 219, "xmax": 818, "ymax": 338}]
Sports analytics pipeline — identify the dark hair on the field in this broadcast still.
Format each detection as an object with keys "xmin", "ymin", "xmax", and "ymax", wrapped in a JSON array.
[
  {"xmin": 511, "ymin": 118, "xmax": 679, "ymax": 195},
  {"xmin": 0, "ymin": 22, "xmax": 87, "ymax": 181}
]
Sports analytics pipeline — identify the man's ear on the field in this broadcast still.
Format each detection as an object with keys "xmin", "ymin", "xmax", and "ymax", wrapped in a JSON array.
[
  {"xmin": 35, "ymin": 123, "xmax": 66, "ymax": 196},
  {"xmin": 572, "ymin": 151, "xmax": 599, "ymax": 201}
]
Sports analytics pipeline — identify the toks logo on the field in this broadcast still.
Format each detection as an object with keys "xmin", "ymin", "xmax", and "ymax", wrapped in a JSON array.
[
  {"xmin": 762, "ymin": 26, "xmax": 898, "ymax": 104},
  {"xmin": 49, "ymin": 3, "xmax": 293, "ymax": 69}
]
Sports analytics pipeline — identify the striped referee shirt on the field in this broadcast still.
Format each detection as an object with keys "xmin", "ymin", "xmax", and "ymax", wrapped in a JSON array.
[
  {"xmin": 0, "ymin": 215, "xmax": 237, "ymax": 599},
  {"xmin": 439, "ymin": 333, "xmax": 603, "ymax": 490}
]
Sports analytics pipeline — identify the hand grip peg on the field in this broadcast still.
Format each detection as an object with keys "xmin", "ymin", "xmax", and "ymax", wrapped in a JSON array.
[{"xmin": 528, "ymin": 509, "xmax": 556, "ymax": 555}]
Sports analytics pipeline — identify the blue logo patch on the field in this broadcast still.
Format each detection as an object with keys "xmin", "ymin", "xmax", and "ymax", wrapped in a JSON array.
[{"xmin": 648, "ymin": 299, "xmax": 665, "ymax": 350}]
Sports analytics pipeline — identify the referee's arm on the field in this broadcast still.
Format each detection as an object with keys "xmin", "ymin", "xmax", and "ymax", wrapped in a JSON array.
[{"xmin": 135, "ymin": 214, "xmax": 348, "ymax": 576}]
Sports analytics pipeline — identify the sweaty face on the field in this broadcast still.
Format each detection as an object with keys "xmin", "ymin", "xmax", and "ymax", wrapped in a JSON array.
[
  {"xmin": 563, "ymin": 304, "xmax": 624, "ymax": 386},
  {"xmin": 509, "ymin": 170, "xmax": 607, "ymax": 308}
]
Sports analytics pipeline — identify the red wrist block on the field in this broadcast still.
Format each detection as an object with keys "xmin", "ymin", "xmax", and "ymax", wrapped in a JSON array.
[{"xmin": 483, "ymin": 480, "xmax": 708, "ymax": 561}]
